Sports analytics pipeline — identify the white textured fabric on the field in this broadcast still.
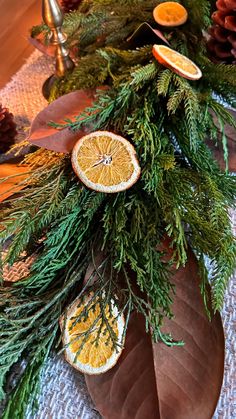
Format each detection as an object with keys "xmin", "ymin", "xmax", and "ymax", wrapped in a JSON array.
[
  {"xmin": 27, "ymin": 355, "xmax": 100, "ymax": 419},
  {"xmin": 214, "ymin": 210, "xmax": 236, "ymax": 419},
  {"xmin": 0, "ymin": 49, "xmax": 235, "ymax": 419}
]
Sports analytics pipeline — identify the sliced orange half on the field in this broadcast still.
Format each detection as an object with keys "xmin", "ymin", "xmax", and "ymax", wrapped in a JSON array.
[
  {"xmin": 152, "ymin": 45, "xmax": 202, "ymax": 80},
  {"xmin": 71, "ymin": 131, "xmax": 141, "ymax": 193},
  {"xmin": 153, "ymin": 2, "xmax": 188, "ymax": 27},
  {"xmin": 61, "ymin": 294, "xmax": 125, "ymax": 374}
]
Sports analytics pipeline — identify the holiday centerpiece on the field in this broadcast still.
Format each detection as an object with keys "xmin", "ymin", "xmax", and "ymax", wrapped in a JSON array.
[{"xmin": 0, "ymin": 0, "xmax": 236, "ymax": 417}]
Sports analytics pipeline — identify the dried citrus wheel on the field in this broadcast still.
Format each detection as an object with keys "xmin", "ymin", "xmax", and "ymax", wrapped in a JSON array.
[
  {"xmin": 71, "ymin": 131, "xmax": 141, "ymax": 193},
  {"xmin": 61, "ymin": 295, "xmax": 125, "ymax": 374},
  {"xmin": 152, "ymin": 44, "xmax": 202, "ymax": 80},
  {"xmin": 153, "ymin": 2, "xmax": 188, "ymax": 27}
]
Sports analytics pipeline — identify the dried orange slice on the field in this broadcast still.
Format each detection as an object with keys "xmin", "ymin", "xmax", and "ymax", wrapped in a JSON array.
[
  {"xmin": 71, "ymin": 131, "xmax": 141, "ymax": 193},
  {"xmin": 152, "ymin": 45, "xmax": 202, "ymax": 80},
  {"xmin": 153, "ymin": 2, "xmax": 188, "ymax": 27},
  {"xmin": 61, "ymin": 294, "xmax": 125, "ymax": 374}
]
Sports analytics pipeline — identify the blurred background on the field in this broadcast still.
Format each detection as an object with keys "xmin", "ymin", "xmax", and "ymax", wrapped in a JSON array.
[{"xmin": 0, "ymin": 0, "xmax": 41, "ymax": 88}]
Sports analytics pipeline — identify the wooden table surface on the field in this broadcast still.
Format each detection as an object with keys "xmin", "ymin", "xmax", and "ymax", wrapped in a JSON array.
[
  {"xmin": 0, "ymin": 0, "xmax": 41, "ymax": 191},
  {"xmin": 0, "ymin": 0, "xmax": 41, "ymax": 89}
]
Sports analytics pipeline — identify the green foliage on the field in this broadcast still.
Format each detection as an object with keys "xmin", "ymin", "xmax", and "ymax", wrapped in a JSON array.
[
  {"xmin": 0, "ymin": 252, "xmax": 89, "ymax": 405},
  {"xmin": 102, "ymin": 193, "xmax": 176, "ymax": 327},
  {"xmin": 2, "ymin": 344, "xmax": 53, "ymax": 419},
  {"xmin": 1, "ymin": 0, "xmax": 236, "ymax": 415}
]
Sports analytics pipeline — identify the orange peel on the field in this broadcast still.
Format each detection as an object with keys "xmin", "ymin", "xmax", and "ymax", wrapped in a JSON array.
[{"xmin": 152, "ymin": 44, "xmax": 202, "ymax": 80}]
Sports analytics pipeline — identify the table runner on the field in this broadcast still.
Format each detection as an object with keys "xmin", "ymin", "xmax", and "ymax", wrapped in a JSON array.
[{"xmin": 0, "ymin": 50, "xmax": 235, "ymax": 419}]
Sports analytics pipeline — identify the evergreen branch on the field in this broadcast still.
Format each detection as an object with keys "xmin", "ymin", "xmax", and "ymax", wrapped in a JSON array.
[
  {"xmin": 31, "ymin": 23, "xmax": 48, "ymax": 38},
  {"xmin": 182, "ymin": 0, "xmax": 211, "ymax": 29},
  {"xmin": 171, "ymin": 75, "xmax": 201, "ymax": 150},
  {"xmin": 2, "ymin": 334, "xmax": 55, "ymax": 419},
  {"xmin": 130, "ymin": 62, "xmax": 159, "ymax": 89},
  {"xmin": 198, "ymin": 255, "xmax": 212, "ymax": 320},
  {"xmin": 157, "ymin": 69, "xmax": 173, "ymax": 97},
  {"xmin": 209, "ymin": 99, "xmax": 236, "ymax": 129},
  {"xmin": 167, "ymin": 88, "xmax": 186, "ymax": 114},
  {"xmin": 211, "ymin": 241, "xmax": 236, "ymax": 311},
  {"xmin": 200, "ymin": 55, "xmax": 236, "ymax": 88},
  {"xmin": 98, "ymin": 45, "xmax": 152, "ymax": 65},
  {"xmin": 0, "ymin": 258, "xmax": 88, "ymax": 401}
]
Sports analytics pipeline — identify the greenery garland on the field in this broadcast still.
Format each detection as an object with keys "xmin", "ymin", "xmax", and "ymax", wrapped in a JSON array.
[{"xmin": 0, "ymin": 0, "xmax": 236, "ymax": 416}]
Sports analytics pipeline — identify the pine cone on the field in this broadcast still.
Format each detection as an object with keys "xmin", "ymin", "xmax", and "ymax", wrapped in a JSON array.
[
  {"xmin": 0, "ymin": 105, "xmax": 17, "ymax": 154},
  {"xmin": 60, "ymin": 0, "xmax": 82, "ymax": 13},
  {"xmin": 207, "ymin": 0, "xmax": 236, "ymax": 63}
]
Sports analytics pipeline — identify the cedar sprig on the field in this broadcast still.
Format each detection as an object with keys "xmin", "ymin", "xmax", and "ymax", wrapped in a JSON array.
[
  {"xmin": 1, "ymin": 334, "xmax": 55, "ymax": 419},
  {"xmin": 0, "ymin": 252, "xmax": 91, "ymax": 413}
]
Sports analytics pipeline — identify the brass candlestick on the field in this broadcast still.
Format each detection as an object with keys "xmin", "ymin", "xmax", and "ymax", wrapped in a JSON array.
[{"xmin": 42, "ymin": 0, "xmax": 75, "ymax": 99}]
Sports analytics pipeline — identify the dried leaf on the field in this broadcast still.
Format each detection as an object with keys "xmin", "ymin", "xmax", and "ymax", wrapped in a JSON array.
[
  {"xmin": 152, "ymin": 250, "xmax": 224, "ymax": 419},
  {"xmin": 28, "ymin": 90, "xmax": 96, "ymax": 153},
  {"xmin": 28, "ymin": 37, "xmax": 56, "ymax": 57},
  {"xmin": 86, "ymin": 312, "xmax": 160, "ymax": 419},
  {"xmin": 85, "ymin": 249, "xmax": 224, "ymax": 419},
  {"xmin": 127, "ymin": 22, "xmax": 170, "ymax": 47}
]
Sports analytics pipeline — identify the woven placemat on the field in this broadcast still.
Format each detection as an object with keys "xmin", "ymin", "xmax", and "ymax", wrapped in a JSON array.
[
  {"xmin": 1, "ymin": 49, "xmax": 235, "ymax": 418},
  {"xmin": 26, "ymin": 356, "xmax": 101, "ymax": 419}
]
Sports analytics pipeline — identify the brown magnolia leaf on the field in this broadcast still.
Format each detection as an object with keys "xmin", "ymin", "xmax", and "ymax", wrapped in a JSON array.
[
  {"xmin": 152, "ymin": 250, "xmax": 224, "ymax": 419},
  {"xmin": 85, "ymin": 249, "xmax": 224, "ymax": 419},
  {"xmin": 86, "ymin": 312, "xmax": 160, "ymax": 419},
  {"xmin": 0, "ymin": 163, "xmax": 29, "ymax": 203},
  {"xmin": 28, "ymin": 89, "xmax": 97, "ymax": 153},
  {"xmin": 127, "ymin": 22, "xmax": 170, "ymax": 47}
]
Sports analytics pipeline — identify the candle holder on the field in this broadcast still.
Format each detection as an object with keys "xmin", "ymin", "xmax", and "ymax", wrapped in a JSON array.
[{"xmin": 42, "ymin": 0, "xmax": 75, "ymax": 99}]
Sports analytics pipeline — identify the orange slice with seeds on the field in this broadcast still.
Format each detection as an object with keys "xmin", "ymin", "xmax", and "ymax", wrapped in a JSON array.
[
  {"xmin": 71, "ymin": 131, "xmax": 141, "ymax": 193},
  {"xmin": 152, "ymin": 45, "xmax": 202, "ymax": 80},
  {"xmin": 61, "ymin": 294, "xmax": 125, "ymax": 374},
  {"xmin": 153, "ymin": 2, "xmax": 188, "ymax": 27}
]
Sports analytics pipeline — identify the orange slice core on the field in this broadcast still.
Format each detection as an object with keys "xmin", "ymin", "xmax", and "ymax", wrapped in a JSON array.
[{"xmin": 77, "ymin": 135, "xmax": 134, "ymax": 186}]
